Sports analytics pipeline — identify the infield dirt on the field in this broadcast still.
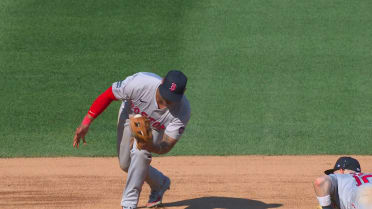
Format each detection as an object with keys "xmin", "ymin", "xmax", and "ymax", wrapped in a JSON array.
[{"xmin": 1, "ymin": 156, "xmax": 372, "ymax": 209}]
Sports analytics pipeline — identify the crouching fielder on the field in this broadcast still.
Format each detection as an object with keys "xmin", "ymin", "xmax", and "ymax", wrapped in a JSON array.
[{"xmin": 313, "ymin": 156, "xmax": 372, "ymax": 209}]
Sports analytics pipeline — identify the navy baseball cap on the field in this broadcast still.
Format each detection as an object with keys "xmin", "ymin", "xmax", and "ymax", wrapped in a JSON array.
[
  {"xmin": 158, "ymin": 70, "xmax": 187, "ymax": 102},
  {"xmin": 324, "ymin": 156, "xmax": 361, "ymax": 175}
]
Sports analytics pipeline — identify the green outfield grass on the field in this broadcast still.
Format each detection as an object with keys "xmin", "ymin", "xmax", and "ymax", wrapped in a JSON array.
[{"xmin": 1, "ymin": 0, "xmax": 372, "ymax": 157}]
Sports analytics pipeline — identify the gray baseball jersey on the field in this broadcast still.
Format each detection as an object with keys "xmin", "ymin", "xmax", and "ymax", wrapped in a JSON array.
[
  {"xmin": 112, "ymin": 72, "xmax": 190, "ymax": 141},
  {"xmin": 329, "ymin": 173, "xmax": 372, "ymax": 209}
]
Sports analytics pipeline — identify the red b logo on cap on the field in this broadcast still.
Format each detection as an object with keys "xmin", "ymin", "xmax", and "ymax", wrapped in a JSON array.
[{"xmin": 170, "ymin": 83, "xmax": 177, "ymax": 92}]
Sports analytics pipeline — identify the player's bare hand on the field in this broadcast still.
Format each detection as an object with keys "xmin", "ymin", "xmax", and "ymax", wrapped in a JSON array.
[{"xmin": 73, "ymin": 124, "xmax": 89, "ymax": 148}]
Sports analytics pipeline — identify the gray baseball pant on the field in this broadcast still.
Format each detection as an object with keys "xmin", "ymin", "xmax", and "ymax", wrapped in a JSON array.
[{"xmin": 117, "ymin": 107, "xmax": 166, "ymax": 208}]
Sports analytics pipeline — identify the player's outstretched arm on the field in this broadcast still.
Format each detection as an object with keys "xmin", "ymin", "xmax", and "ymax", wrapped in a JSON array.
[
  {"xmin": 73, "ymin": 86, "xmax": 118, "ymax": 149},
  {"xmin": 313, "ymin": 175, "xmax": 334, "ymax": 209}
]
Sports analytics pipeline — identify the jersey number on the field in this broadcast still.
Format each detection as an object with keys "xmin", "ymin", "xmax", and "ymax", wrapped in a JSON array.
[{"xmin": 353, "ymin": 173, "xmax": 372, "ymax": 187}]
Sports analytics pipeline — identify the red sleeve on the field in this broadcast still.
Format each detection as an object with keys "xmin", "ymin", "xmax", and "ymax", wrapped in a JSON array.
[{"xmin": 87, "ymin": 86, "xmax": 118, "ymax": 118}]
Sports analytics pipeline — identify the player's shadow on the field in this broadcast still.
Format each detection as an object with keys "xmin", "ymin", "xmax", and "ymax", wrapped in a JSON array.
[{"xmin": 160, "ymin": 196, "xmax": 282, "ymax": 209}]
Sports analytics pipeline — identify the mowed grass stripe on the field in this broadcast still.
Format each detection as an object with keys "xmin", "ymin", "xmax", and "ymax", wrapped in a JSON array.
[
  {"xmin": 172, "ymin": 0, "xmax": 372, "ymax": 155},
  {"xmin": 1, "ymin": 0, "xmax": 372, "ymax": 157}
]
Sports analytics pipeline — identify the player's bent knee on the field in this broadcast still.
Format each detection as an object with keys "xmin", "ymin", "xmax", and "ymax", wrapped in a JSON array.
[
  {"xmin": 132, "ymin": 149, "xmax": 152, "ymax": 164},
  {"xmin": 119, "ymin": 162, "xmax": 129, "ymax": 172},
  {"xmin": 118, "ymin": 157, "xmax": 130, "ymax": 172}
]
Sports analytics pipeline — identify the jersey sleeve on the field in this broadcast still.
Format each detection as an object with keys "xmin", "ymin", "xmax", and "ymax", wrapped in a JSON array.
[
  {"xmin": 328, "ymin": 174, "xmax": 341, "ymax": 207},
  {"xmin": 111, "ymin": 73, "xmax": 138, "ymax": 100},
  {"xmin": 164, "ymin": 102, "xmax": 191, "ymax": 140},
  {"xmin": 329, "ymin": 174, "xmax": 338, "ymax": 194},
  {"xmin": 87, "ymin": 86, "xmax": 117, "ymax": 118}
]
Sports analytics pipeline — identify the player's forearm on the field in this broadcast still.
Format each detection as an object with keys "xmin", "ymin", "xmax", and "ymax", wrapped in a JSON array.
[
  {"xmin": 314, "ymin": 176, "xmax": 332, "ymax": 196},
  {"xmin": 87, "ymin": 86, "xmax": 118, "ymax": 119},
  {"xmin": 81, "ymin": 113, "xmax": 95, "ymax": 126},
  {"xmin": 314, "ymin": 176, "xmax": 334, "ymax": 209},
  {"xmin": 150, "ymin": 135, "xmax": 176, "ymax": 154},
  {"xmin": 151, "ymin": 141, "xmax": 171, "ymax": 154}
]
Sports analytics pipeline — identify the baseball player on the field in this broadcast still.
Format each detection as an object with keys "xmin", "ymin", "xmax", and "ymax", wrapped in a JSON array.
[
  {"xmin": 73, "ymin": 70, "xmax": 191, "ymax": 209},
  {"xmin": 313, "ymin": 156, "xmax": 372, "ymax": 209}
]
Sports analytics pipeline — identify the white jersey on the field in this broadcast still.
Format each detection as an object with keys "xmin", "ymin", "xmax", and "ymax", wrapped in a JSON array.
[
  {"xmin": 329, "ymin": 173, "xmax": 372, "ymax": 209},
  {"xmin": 112, "ymin": 72, "xmax": 191, "ymax": 141}
]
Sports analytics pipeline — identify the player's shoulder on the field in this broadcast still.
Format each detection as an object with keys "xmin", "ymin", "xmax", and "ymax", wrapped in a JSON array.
[
  {"xmin": 330, "ymin": 173, "xmax": 359, "ymax": 184},
  {"xmin": 124, "ymin": 72, "xmax": 162, "ymax": 88},
  {"xmin": 360, "ymin": 172, "xmax": 372, "ymax": 175},
  {"xmin": 134, "ymin": 72, "xmax": 162, "ymax": 81},
  {"xmin": 329, "ymin": 173, "xmax": 353, "ymax": 178}
]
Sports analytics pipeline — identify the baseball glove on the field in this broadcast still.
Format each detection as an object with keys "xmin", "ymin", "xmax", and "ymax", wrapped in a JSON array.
[{"xmin": 129, "ymin": 114, "xmax": 153, "ymax": 150}]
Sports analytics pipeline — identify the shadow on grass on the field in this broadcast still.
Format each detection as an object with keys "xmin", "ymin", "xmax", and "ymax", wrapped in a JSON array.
[{"xmin": 157, "ymin": 196, "xmax": 282, "ymax": 209}]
